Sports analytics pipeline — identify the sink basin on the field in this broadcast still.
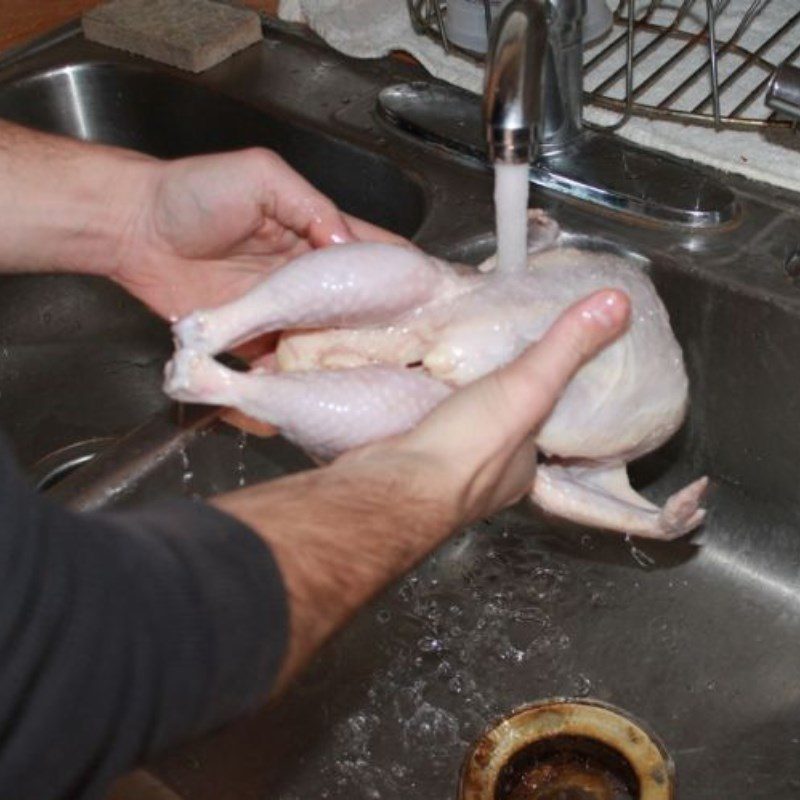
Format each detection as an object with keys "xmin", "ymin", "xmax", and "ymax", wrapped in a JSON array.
[
  {"xmin": 0, "ymin": 60, "xmax": 425, "ymax": 467},
  {"xmin": 144, "ymin": 241, "xmax": 800, "ymax": 800},
  {"xmin": 2, "ymin": 20, "xmax": 800, "ymax": 800},
  {"xmin": 0, "ymin": 62, "xmax": 426, "ymax": 234}
]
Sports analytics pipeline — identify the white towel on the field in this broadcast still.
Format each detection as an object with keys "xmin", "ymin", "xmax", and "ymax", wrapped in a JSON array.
[{"xmin": 279, "ymin": 0, "xmax": 800, "ymax": 192}]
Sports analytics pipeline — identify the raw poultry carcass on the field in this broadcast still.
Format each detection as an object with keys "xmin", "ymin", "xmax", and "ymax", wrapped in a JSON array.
[{"xmin": 164, "ymin": 222, "xmax": 707, "ymax": 540}]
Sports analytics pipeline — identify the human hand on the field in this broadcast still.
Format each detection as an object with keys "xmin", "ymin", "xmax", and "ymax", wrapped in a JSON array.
[
  {"xmin": 213, "ymin": 288, "xmax": 629, "ymax": 691},
  {"xmin": 112, "ymin": 148, "xmax": 404, "ymax": 320},
  {"xmin": 339, "ymin": 288, "xmax": 631, "ymax": 529}
]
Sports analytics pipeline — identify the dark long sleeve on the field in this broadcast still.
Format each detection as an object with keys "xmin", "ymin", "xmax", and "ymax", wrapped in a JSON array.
[{"xmin": 0, "ymin": 437, "xmax": 288, "ymax": 800}]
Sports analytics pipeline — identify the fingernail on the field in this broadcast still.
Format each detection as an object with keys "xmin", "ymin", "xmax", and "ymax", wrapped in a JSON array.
[
  {"xmin": 326, "ymin": 220, "xmax": 356, "ymax": 246},
  {"xmin": 581, "ymin": 290, "xmax": 629, "ymax": 329}
]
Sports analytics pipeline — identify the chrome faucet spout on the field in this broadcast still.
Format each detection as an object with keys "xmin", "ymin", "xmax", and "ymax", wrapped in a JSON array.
[{"xmin": 483, "ymin": 0, "xmax": 548, "ymax": 165}]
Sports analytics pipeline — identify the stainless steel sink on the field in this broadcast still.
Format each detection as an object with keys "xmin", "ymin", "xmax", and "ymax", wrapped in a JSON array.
[
  {"xmin": 0, "ymin": 54, "xmax": 425, "ymax": 469},
  {"xmin": 2, "ymin": 18, "xmax": 800, "ymax": 800}
]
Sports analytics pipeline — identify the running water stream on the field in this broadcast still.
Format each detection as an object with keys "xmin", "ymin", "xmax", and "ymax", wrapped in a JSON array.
[{"xmin": 494, "ymin": 162, "xmax": 531, "ymax": 273}]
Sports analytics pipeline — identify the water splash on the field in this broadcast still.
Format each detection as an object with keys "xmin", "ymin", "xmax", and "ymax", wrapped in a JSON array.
[
  {"xmin": 179, "ymin": 445, "xmax": 194, "ymax": 494},
  {"xmin": 625, "ymin": 534, "xmax": 656, "ymax": 569},
  {"xmin": 275, "ymin": 519, "xmax": 600, "ymax": 799},
  {"xmin": 235, "ymin": 429, "xmax": 248, "ymax": 487}
]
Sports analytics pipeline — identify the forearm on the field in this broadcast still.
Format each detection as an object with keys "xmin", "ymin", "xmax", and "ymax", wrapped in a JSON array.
[
  {"xmin": 0, "ymin": 120, "xmax": 154, "ymax": 275},
  {"xmin": 213, "ymin": 451, "xmax": 455, "ymax": 692}
]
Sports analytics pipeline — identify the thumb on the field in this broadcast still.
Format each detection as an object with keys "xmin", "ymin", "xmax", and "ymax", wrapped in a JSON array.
[
  {"xmin": 494, "ymin": 288, "xmax": 630, "ymax": 440},
  {"xmin": 405, "ymin": 289, "xmax": 630, "ymax": 455}
]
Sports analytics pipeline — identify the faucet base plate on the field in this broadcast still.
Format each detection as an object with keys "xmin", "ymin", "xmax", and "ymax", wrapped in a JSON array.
[{"xmin": 377, "ymin": 82, "xmax": 740, "ymax": 229}]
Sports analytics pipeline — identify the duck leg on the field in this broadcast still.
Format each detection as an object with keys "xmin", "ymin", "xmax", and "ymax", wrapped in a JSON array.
[
  {"xmin": 164, "ymin": 350, "xmax": 451, "ymax": 460},
  {"xmin": 172, "ymin": 243, "xmax": 460, "ymax": 356},
  {"xmin": 532, "ymin": 462, "xmax": 708, "ymax": 540}
]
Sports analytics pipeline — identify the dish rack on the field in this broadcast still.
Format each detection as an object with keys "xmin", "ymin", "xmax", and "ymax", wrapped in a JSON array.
[{"xmin": 408, "ymin": 0, "xmax": 800, "ymax": 131}]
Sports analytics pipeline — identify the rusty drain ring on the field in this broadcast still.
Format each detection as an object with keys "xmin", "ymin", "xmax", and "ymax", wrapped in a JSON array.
[{"xmin": 459, "ymin": 699, "xmax": 674, "ymax": 800}]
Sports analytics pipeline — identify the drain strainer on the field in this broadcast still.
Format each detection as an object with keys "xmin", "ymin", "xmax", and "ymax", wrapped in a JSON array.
[{"xmin": 460, "ymin": 700, "xmax": 673, "ymax": 800}]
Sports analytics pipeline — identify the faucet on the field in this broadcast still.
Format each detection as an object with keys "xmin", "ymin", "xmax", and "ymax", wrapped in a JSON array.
[
  {"xmin": 766, "ymin": 62, "xmax": 800, "ymax": 122},
  {"xmin": 379, "ymin": 0, "xmax": 739, "ymax": 227},
  {"xmin": 483, "ymin": 0, "xmax": 547, "ymax": 165},
  {"xmin": 484, "ymin": 0, "xmax": 583, "ymax": 164}
]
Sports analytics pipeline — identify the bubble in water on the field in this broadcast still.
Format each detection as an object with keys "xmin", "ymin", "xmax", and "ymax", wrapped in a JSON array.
[
  {"xmin": 528, "ymin": 565, "xmax": 568, "ymax": 601},
  {"xmin": 511, "ymin": 606, "xmax": 549, "ymax": 626},
  {"xmin": 435, "ymin": 660, "xmax": 454, "ymax": 680},
  {"xmin": 570, "ymin": 673, "xmax": 593, "ymax": 697},
  {"xmin": 418, "ymin": 636, "xmax": 445, "ymax": 655},
  {"xmin": 397, "ymin": 574, "xmax": 423, "ymax": 606},
  {"xmin": 391, "ymin": 763, "xmax": 409, "ymax": 779},
  {"xmin": 403, "ymin": 702, "xmax": 460, "ymax": 753},
  {"xmin": 502, "ymin": 644, "xmax": 526, "ymax": 663},
  {"xmin": 333, "ymin": 711, "xmax": 379, "ymax": 756},
  {"xmin": 589, "ymin": 591, "xmax": 606, "ymax": 607},
  {"xmin": 447, "ymin": 671, "xmax": 478, "ymax": 696}
]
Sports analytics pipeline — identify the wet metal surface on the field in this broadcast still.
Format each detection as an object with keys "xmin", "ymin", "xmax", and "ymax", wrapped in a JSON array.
[
  {"xmin": 378, "ymin": 81, "xmax": 739, "ymax": 227},
  {"xmin": 1, "ymin": 17, "xmax": 800, "ymax": 800}
]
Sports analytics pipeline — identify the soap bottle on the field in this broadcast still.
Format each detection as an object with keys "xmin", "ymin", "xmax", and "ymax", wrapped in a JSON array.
[{"xmin": 444, "ymin": 0, "xmax": 512, "ymax": 55}]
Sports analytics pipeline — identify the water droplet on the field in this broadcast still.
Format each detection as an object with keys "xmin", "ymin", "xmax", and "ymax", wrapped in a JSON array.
[
  {"xmin": 571, "ymin": 674, "xmax": 592, "ymax": 697},
  {"xmin": 418, "ymin": 636, "xmax": 445, "ymax": 654},
  {"xmin": 179, "ymin": 446, "xmax": 194, "ymax": 493},
  {"xmin": 403, "ymin": 703, "xmax": 460, "ymax": 752},
  {"xmin": 236, "ymin": 429, "xmax": 248, "ymax": 487},
  {"xmin": 629, "ymin": 544, "xmax": 655, "ymax": 569}
]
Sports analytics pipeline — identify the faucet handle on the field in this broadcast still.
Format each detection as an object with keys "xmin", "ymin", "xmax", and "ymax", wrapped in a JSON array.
[
  {"xmin": 483, "ymin": 0, "xmax": 549, "ymax": 164},
  {"xmin": 766, "ymin": 62, "xmax": 800, "ymax": 124}
]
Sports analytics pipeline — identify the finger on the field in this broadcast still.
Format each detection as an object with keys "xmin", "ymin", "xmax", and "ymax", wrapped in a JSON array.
[
  {"xmin": 343, "ymin": 214, "xmax": 410, "ymax": 246},
  {"xmin": 497, "ymin": 289, "xmax": 630, "ymax": 439},
  {"xmin": 252, "ymin": 150, "xmax": 356, "ymax": 248}
]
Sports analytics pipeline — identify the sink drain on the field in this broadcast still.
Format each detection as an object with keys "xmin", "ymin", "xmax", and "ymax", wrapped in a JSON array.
[
  {"xmin": 32, "ymin": 438, "xmax": 115, "ymax": 492},
  {"xmin": 459, "ymin": 700, "xmax": 673, "ymax": 800}
]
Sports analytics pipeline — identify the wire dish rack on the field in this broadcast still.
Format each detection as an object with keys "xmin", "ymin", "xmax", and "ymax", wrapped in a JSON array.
[{"xmin": 408, "ymin": 0, "xmax": 800, "ymax": 131}]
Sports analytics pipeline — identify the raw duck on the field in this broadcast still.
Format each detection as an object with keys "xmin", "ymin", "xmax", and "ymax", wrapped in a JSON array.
[{"xmin": 164, "ymin": 214, "xmax": 707, "ymax": 539}]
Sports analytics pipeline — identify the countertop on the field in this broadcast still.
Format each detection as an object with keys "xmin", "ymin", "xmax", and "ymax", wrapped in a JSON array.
[{"xmin": 0, "ymin": 0, "xmax": 280, "ymax": 52}]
